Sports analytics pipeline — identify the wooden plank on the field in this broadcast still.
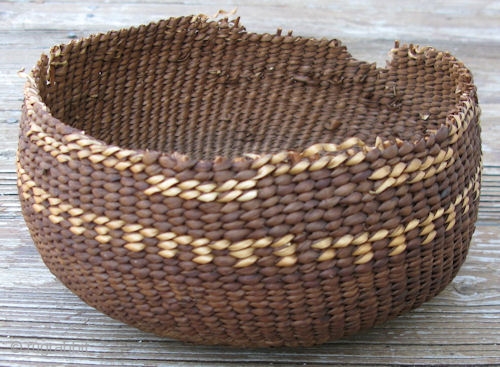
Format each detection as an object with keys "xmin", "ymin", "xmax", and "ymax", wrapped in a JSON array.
[{"xmin": 1, "ymin": 0, "xmax": 499, "ymax": 42}]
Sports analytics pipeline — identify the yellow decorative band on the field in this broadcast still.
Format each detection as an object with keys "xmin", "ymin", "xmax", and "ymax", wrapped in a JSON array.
[
  {"xmin": 25, "ymin": 116, "xmax": 458, "ymax": 200},
  {"xmin": 17, "ymin": 160, "xmax": 480, "ymax": 268}
]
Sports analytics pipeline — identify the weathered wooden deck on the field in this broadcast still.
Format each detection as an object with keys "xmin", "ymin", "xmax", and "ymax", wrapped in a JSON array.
[{"xmin": 1, "ymin": 1, "xmax": 499, "ymax": 365}]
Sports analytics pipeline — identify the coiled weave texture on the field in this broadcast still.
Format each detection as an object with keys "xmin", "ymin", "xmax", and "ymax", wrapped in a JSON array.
[{"xmin": 17, "ymin": 16, "xmax": 481, "ymax": 347}]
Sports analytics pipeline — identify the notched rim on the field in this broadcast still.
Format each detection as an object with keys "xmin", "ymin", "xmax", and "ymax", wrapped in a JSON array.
[{"xmin": 21, "ymin": 15, "xmax": 480, "ymax": 168}]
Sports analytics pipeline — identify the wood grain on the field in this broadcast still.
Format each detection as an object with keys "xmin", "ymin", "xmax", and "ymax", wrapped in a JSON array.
[{"xmin": 1, "ymin": 0, "xmax": 499, "ymax": 365}]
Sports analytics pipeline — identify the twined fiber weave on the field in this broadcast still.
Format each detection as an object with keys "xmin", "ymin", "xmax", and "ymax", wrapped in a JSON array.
[{"xmin": 17, "ymin": 15, "xmax": 481, "ymax": 347}]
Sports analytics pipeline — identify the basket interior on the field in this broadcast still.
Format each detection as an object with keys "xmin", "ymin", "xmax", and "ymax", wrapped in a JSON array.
[{"xmin": 38, "ymin": 17, "xmax": 463, "ymax": 160}]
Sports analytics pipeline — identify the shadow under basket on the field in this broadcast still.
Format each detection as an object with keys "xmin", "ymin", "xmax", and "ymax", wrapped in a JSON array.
[{"xmin": 17, "ymin": 15, "xmax": 482, "ymax": 347}]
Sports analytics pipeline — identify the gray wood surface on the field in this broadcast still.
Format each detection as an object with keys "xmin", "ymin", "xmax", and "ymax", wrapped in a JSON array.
[{"xmin": 1, "ymin": 1, "xmax": 499, "ymax": 365}]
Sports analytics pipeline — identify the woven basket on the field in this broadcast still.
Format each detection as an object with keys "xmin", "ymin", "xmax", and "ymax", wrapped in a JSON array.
[{"xmin": 17, "ymin": 15, "xmax": 481, "ymax": 347}]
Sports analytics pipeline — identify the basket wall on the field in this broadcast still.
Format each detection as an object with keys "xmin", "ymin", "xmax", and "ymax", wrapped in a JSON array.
[{"xmin": 17, "ymin": 16, "xmax": 481, "ymax": 347}]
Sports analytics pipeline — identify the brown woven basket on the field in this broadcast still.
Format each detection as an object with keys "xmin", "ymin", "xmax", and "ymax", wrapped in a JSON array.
[{"xmin": 17, "ymin": 15, "xmax": 481, "ymax": 347}]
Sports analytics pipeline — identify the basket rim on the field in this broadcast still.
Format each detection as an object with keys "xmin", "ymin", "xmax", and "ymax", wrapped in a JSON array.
[{"xmin": 21, "ymin": 15, "xmax": 480, "ymax": 167}]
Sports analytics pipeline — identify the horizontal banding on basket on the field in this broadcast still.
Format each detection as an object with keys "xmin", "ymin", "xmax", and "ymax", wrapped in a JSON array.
[
  {"xmin": 18, "ymin": 164, "xmax": 481, "ymax": 266},
  {"xmin": 17, "ymin": 15, "xmax": 481, "ymax": 347}
]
